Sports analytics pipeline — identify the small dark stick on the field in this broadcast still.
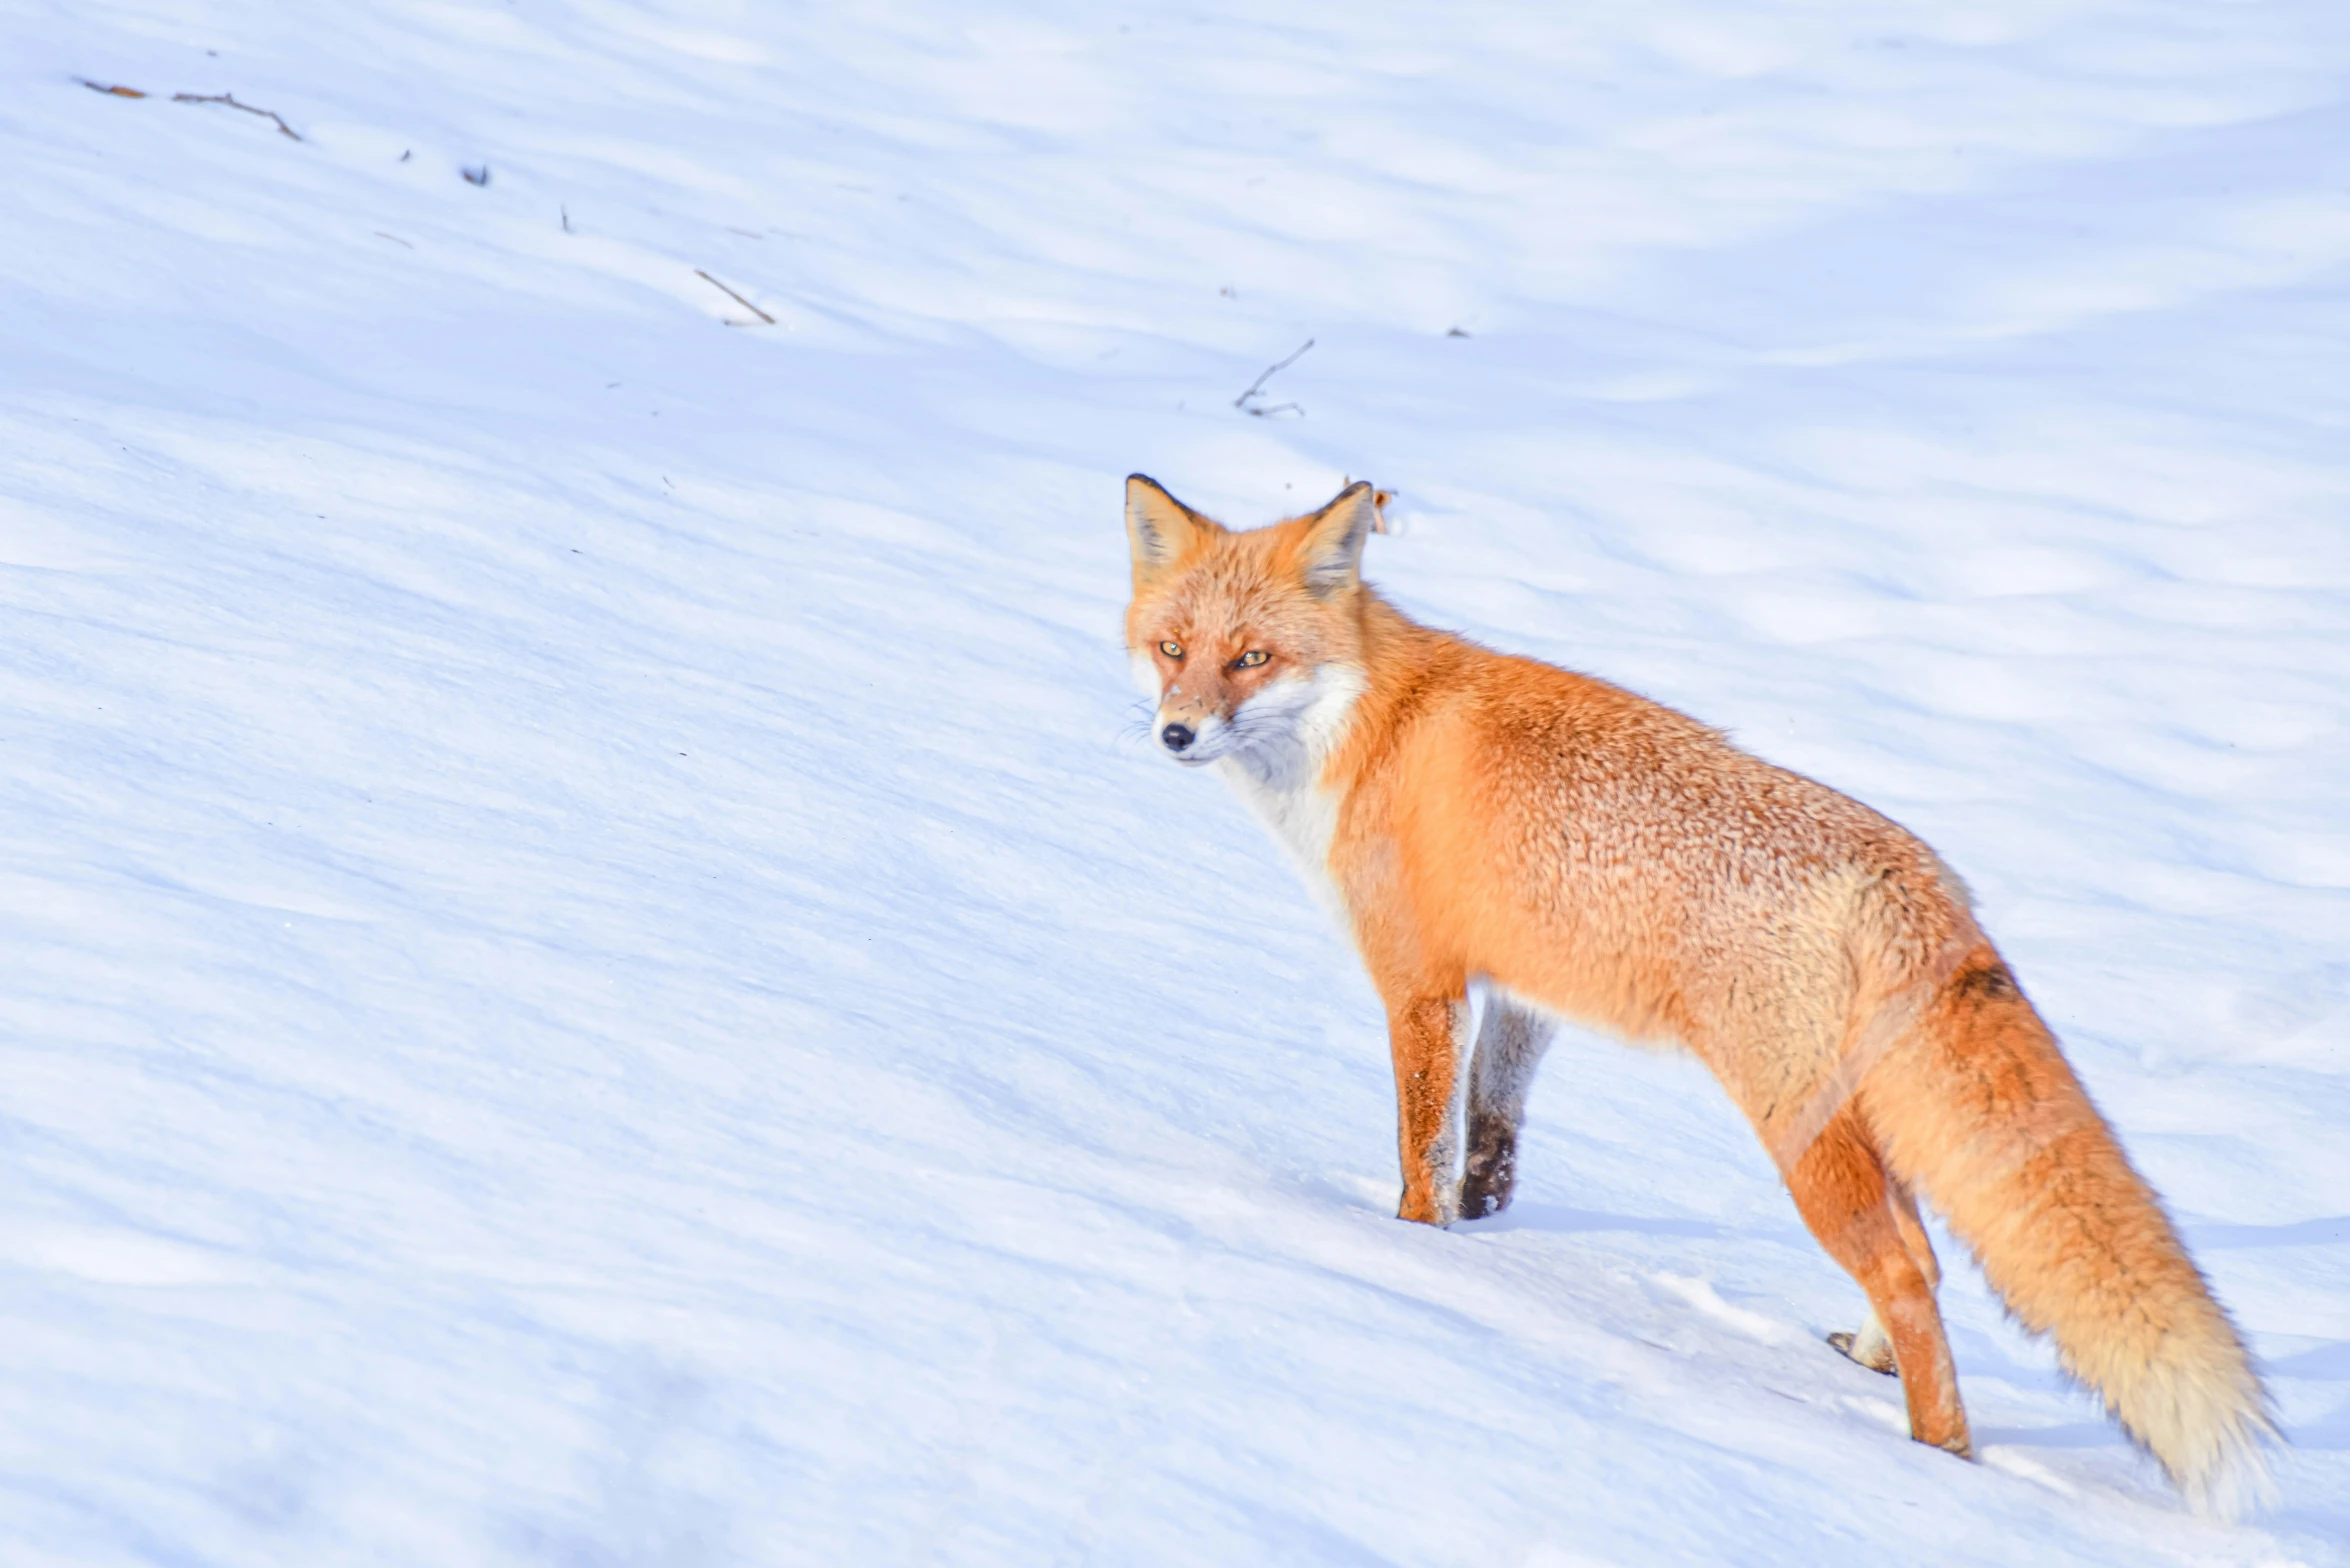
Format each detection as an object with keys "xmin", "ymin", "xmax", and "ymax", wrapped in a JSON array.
[
  {"xmin": 76, "ymin": 79, "xmax": 147, "ymax": 98},
  {"xmin": 462, "ymin": 165, "xmax": 491, "ymax": 186},
  {"xmin": 171, "ymin": 91, "xmax": 301, "ymax": 141},
  {"xmin": 1234, "ymin": 338, "xmax": 1314, "ymax": 417},
  {"xmin": 695, "ymin": 269, "xmax": 775, "ymax": 325}
]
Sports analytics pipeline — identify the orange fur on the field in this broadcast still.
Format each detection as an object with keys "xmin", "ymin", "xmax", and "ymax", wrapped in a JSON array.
[{"xmin": 1123, "ymin": 475, "xmax": 2276, "ymax": 1510}]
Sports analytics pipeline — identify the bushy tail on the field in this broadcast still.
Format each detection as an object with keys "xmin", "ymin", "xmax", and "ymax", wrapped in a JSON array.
[{"xmin": 1863, "ymin": 945, "xmax": 2277, "ymax": 1514}]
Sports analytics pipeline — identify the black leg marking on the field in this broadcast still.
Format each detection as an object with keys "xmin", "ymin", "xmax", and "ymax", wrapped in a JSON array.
[{"xmin": 1459, "ymin": 993, "xmax": 1554, "ymax": 1218}]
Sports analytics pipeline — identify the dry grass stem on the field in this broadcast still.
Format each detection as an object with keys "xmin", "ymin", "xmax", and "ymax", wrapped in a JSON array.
[
  {"xmin": 1234, "ymin": 338, "xmax": 1313, "ymax": 417},
  {"xmin": 695, "ymin": 269, "xmax": 775, "ymax": 325},
  {"xmin": 171, "ymin": 91, "xmax": 302, "ymax": 141}
]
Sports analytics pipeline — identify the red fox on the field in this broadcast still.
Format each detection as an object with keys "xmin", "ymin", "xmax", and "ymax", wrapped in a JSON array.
[{"xmin": 1121, "ymin": 474, "xmax": 2274, "ymax": 1512}]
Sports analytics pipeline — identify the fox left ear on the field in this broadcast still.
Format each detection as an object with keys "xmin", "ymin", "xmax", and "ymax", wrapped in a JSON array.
[
  {"xmin": 1126, "ymin": 474, "xmax": 1220, "ymax": 587},
  {"xmin": 1295, "ymin": 481, "xmax": 1377, "ymax": 597}
]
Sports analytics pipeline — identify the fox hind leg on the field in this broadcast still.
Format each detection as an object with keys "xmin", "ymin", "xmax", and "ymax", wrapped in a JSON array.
[
  {"xmin": 1461, "ymin": 992, "xmax": 1555, "ymax": 1219},
  {"xmin": 1887, "ymin": 1176, "xmax": 1942, "ymax": 1291},
  {"xmin": 1789, "ymin": 1114, "xmax": 1971, "ymax": 1457},
  {"xmin": 1828, "ymin": 1177, "xmax": 1941, "ymax": 1376}
]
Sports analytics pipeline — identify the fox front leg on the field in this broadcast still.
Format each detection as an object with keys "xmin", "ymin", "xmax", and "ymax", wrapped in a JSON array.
[
  {"xmin": 1462, "ymin": 993, "xmax": 1555, "ymax": 1219},
  {"xmin": 1387, "ymin": 994, "xmax": 1474, "ymax": 1226}
]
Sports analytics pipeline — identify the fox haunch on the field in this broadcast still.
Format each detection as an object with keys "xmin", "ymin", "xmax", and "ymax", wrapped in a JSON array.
[{"xmin": 1120, "ymin": 475, "xmax": 2274, "ymax": 1512}]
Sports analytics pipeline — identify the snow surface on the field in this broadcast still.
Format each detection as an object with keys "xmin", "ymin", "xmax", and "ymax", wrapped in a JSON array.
[{"xmin": 4, "ymin": 1, "xmax": 2348, "ymax": 1562}]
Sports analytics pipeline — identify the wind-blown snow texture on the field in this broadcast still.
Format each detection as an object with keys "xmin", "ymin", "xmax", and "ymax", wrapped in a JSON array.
[{"xmin": 4, "ymin": 2, "xmax": 2347, "ymax": 1562}]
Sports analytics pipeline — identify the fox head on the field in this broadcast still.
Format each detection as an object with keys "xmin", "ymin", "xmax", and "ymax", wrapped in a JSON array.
[{"xmin": 1122, "ymin": 475, "xmax": 1376, "ymax": 783}]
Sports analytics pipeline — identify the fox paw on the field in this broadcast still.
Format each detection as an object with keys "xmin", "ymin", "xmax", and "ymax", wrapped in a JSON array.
[
  {"xmin": 1827, "ymin": 1329, "xmax": 1898, "ymax": 1376},
  {"xmin": 1457, "ymin": 1181, "xmax": 1510, "ymax": 1221},
  {"xmin": 1397, "ymin": 1188, "xmax": 1459, "ymax": 1227},
  {"xmin": 1458, "ymin": 1143, "xmax": 1516, "ymax": 1220}
]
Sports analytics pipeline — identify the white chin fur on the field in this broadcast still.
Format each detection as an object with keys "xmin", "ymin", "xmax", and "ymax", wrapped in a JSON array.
[
  {"xmin": 1208, "ymin": 664, "xmax": 1367, "ymax": 927},
  {"xmin": 1146, "ymin": 662, "xmax": 1366, "ymax": 775},
  {"xmin": 1219, "ymin": 665, "xmax": 1366, "ymax": 787}
]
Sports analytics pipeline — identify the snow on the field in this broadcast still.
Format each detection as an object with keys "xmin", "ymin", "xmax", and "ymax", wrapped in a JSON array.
[{"xmin": 3, "ymin": 0, "xmax": 2347, "ymax": 1561}]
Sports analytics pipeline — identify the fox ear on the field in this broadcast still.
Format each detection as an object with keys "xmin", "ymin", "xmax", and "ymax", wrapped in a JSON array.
[
  {"xmin": 1294, "ymin": 480, "xmax": 1377, "ymax": 596},
  {"xmin": 1126, "ymin": 475, "xmax": 1218, "ymax": 585}
]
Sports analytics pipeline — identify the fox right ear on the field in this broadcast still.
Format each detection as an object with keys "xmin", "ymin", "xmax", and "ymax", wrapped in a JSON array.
[
  {"xmin": 1125, "ymin": 475, "xmax": 1218, "ymax": 586},
  {"xmin": 1294, "ymin": 480, "xmax": 1377, "ymax": 597}
]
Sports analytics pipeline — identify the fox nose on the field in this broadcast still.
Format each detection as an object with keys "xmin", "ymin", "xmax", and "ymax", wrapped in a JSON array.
[{"xmin": 1160, "ymin": 722, "xmax": 1196, "ymax": 753}]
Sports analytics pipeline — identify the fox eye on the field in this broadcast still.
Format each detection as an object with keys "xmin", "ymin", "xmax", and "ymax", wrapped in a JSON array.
[
  {"xmin": 1234, "ymin": 649, "xmax": 1269, "ymax": 668},
  {"xmin": 1159, "ymin": 640, "xmax": 1184, "ymax": 659}
]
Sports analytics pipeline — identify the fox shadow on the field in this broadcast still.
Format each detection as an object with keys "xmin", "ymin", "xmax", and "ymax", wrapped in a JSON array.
[{"xmin": 1460, "ymin": 1201, "xmax": 1737, "ymax": 1241}]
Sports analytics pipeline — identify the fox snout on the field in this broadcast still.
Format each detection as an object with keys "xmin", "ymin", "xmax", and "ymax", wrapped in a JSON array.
[
  {"xmin": 1148, "ymin": 674, "xmax": 1232, "ymax": 765},
  {"xmin": 1153, "ymin": 703, "xmax": 1227, "ymax": 765}
]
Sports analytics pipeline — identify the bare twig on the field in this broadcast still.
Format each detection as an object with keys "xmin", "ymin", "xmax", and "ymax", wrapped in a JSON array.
[
  {"xmin": 561, "ymin": 205, "xmax": 573, "ymax": 233},
  {"xmin": 373, "ymin": 231, "xmax": 413, "ymax": 249},
  {"xmin": 76, "ymin": 79, "xmax": 147, "ymax": 98},
  {"xmin": 695, "ymin": 269, "xmax": 775, "ymax": 325},
  {"xmin": 462, "ymin": 164, "xmax": 491, "ymax": 186},
  {"xmin": 171, "ymin": 91, "xmax": 301, "ymax": 141},
  {"xmin": 1234, "ymin": 338, "xmax": 1313, "ymax": 417}
]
